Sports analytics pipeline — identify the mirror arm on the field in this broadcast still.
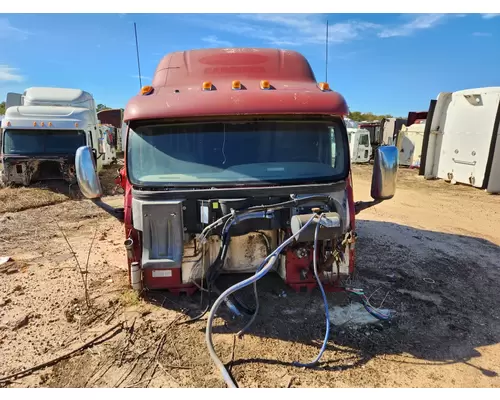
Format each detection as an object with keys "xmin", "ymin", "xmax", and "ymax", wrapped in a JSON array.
[
  {"xmin": 354, "ymin": 199, "xmax": 383, "ymax": 215},
  {"xmin": 92, "ymin": 199, "xmax": 124, "ymax": 221}
]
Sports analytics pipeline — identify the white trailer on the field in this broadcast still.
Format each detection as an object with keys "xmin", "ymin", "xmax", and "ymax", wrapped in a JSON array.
[
  {"xmin": 421, "ymin": 87, "xmax": 500, "ymax": 194},
  {"xmin": 1, "ymin": 87, "xmax": 106, "ymax": 186},
  {"xmin": 344, "ymin": 118, "xmax": 371, "ymax": 163}
]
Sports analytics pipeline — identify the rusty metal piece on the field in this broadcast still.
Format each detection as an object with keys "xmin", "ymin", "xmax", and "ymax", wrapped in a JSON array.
[{"xmin": 1, "ymin": 156, "xmax": 77, "ymax": 186}]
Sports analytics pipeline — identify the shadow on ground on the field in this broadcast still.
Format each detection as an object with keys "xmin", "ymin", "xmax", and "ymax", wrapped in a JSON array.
[{"xmin": 145, "ymin": 219, "xmax": 500, "ymax": 377}]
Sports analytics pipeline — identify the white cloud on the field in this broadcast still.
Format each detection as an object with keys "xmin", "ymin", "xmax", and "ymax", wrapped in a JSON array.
[
  {"xmin": 131, "ymin": 75, "xmax": 151, "ymax": 81},
  {"xmin": 201, "ymin": 35, "xmax": 233, "ymax": 47},
  {"xmin": 482, "ymin": 14, "xmax": 500, "ymax": 19},
  {"xmin": 182, "ymin": 13, "xmax": 458, "ymax": 47},
  {"xmin": 237, "ymin": 14, "xmax": 380, "ymax": 46},
  {"xmin": 0, "ymin": 65, "xmax": 24, "ymax": 82},
  {"xmin": 378, "ymin": 14, "xmax": 446, "ymax": 38},
  {"xmin": 0, "ymin": 18, "xmax": 32, "ymax": 40},
  {"xmin": 472, "ymin": 32, "xmax": 492, "ymax": 37},
  {"xmin": 182, "ymin": 14, "xmax": 380, "ymax": 47}
]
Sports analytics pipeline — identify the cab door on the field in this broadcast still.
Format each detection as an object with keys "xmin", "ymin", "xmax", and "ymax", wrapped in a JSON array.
[{"xmin": 355, "ymin": 132, "xmax": 371, "ymax": 163}]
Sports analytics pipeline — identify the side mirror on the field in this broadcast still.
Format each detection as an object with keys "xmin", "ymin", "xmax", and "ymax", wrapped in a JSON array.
[
  {"xmin": 75, "ymin": 146, "xmax": 103, "ymax": 199},
  {"xmin": 371, "ymin": 145, "xmax": 398, "ymax": 200},
  {"xmin": 97, "ymin": 137, "xmax": 106, "ymax": 155}
]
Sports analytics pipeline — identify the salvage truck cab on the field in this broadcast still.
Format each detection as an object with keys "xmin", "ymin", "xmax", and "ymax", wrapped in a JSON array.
[
  {"xmin": 1, "ymin": 87, "xmax": 106, "ymax": 186},
  {"xmin": 75, "ymin": 48, "xmax": 398, "ymax": 295}
]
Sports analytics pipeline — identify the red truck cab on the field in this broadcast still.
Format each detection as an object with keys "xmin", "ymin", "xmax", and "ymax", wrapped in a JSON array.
[{"xmin": 74, "ymin": 48, "xmax": 398, "ymax": 295}]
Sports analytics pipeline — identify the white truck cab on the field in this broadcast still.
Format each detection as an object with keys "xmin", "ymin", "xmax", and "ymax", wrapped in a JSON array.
[
  {"xmin": 344, "ymin": 117, "xmax": 372, "ymax": 163},
  {"xmin": 1, "ymin": 87, "xmax": 106, "ymax": 186}
]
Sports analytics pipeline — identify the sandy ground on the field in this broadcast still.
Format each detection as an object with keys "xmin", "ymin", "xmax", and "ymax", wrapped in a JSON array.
[{"xmin": 0, "ymin": 164, "xmax": 499, "ymax": 388}]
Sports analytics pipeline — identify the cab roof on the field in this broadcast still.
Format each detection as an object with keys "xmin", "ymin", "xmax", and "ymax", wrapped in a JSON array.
[
  {"xmin": 1, "ymin": 105, "xmax": 96, "ymax": 130},
  {"xmin": 124, "ymin": 48, "xmax": 348, "ymax": 122}
]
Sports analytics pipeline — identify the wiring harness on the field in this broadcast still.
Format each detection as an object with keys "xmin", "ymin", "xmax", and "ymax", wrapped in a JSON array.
[
  {"xmin": 184, "ymin": 195, "xmax": 333, "ymax": 324},
  {"xmin": 344, "ymin": 288, "xmax": 393, "ymax": 321}
]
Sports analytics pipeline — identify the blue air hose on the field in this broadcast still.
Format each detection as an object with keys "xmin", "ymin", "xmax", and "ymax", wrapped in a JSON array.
[
  {"xmin": 293, "ymin": 213, "xmax": 331, "ymax": 367},
  {"xmin": 205, "ymin": 213, "xmax": 318, "ymax": 388}
]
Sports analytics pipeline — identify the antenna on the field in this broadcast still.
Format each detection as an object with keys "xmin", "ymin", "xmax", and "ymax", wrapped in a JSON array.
[
  {"xmin": 134, "ymin": 22, "xmax": 143, "ymax": 89},
  {"xmin": 325, "ymin": 19, "xmax": 329, "ymax": 82}
]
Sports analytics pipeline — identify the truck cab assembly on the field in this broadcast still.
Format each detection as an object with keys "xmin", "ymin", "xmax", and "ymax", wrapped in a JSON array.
[
  {"xmin": 73, "ymin": 47, "xmax": 398, "ymax": 387},
  {"xmin": 1, "ymin": 87, "xmax": 110, "ymax": 186}
]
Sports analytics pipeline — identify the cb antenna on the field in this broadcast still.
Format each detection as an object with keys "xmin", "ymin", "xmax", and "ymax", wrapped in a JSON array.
[
  {"xmin": 134, "ymin": 22, "xmax": 143, "ymax": 89},
  {"xmin": 325, "ymin": 19, "xmax": 329, "ymax": 82}
]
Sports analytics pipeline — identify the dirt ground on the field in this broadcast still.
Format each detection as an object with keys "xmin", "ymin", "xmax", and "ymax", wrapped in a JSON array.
[{"xmin": 1, "ymin": 163, "xmax": 499, "ymax": 388}]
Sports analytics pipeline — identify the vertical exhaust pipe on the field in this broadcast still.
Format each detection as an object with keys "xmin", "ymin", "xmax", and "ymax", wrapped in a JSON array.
[
  {"xmin": 124, "ymin": 238, "xmax": 134, "ymax": 260},
  {"xmin": 130, "ymin": 261, "xmax": 142, "ymax": 291}
]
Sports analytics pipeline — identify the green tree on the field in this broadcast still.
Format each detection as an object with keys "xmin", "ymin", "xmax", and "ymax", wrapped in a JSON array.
[
  {"xmin": 0, "ymin": 101, "xmax": 6, "ymax": 115},
  {"xmin": 348, "ymin": 111, "xmax": 394, "ymax": 122},
  {"xmin": 96, "ymin": 103, "xmax": 111, "ymax": 112}
]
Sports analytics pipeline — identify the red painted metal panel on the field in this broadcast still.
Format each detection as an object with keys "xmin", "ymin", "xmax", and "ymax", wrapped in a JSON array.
[{"xmin": 124, "ymin": 48, "xmax": 348, "ymax": 122}]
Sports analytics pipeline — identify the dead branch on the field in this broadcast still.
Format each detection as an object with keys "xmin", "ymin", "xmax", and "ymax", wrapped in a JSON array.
[
  {"xmin": 56, "ymin": 221, "xmax": 91, "ymax": 309},
  {"xmin": 113, "ymin": 349, "xmax": 148, "ymax": 388},
  {"xmin": 146, "ymin": 363, "xmax": 159, "ymax": 388},
  {"xmin": 228, "ymin": 335, "xmax": 236, "ymax": 373},
  {"xmin": 170, "ymin": 337, "xmax": 180, "ymax": 360},
  {"xmin": 156, "ymin": 361, "xmax": 177, "ymax": 383},
  {"xmin": 135, "ymin": 334, "xmax": 167, "ymax": 385},
  {"xmin": 86, "ymin": 321, "xmax": 134, "ymax": 387},
  {"xmin": 0, "ymin": 322, "xmax": 124, "ymax": 385},
  {"xmin": 84, "ymin": 222, "xmax": 99, "ymax": 299},
  {"xmin": 161, "ymin": 364, "xmax": 192, "ymax": 370},
  {"xmin": 124, "ymin": 374, "xmax": 157, "ymax": 388},
  {"xmin": 105, "ymin": 304, "xmax": 121, "ymax": 325}
]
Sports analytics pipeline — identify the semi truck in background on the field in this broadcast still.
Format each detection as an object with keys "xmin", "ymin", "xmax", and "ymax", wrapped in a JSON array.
[
  {"xmin": 0, "ymin": 87, "xmax": 107, "ymax": 186},
  {"xmin": 97, "ymin": 108, "xmax": 124, "ymax": 155}
]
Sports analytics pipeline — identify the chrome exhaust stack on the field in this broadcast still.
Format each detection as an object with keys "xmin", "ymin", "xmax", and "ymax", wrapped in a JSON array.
[{"xmin": 124, "ymin": 238, "xmax": 134, "ymax": 260}]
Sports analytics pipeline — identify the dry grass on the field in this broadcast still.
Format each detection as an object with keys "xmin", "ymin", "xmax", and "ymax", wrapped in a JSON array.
[
  {"xmin": 119, "ymin": 289, "xmax": 142, "ymax": 307},
  {"xmin": 0, "ymin": 186, "xmax": 69, "ymax": 214}
]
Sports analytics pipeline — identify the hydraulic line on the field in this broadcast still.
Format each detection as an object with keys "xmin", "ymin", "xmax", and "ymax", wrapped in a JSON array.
[
  {"xmin": 344, "ymin": 288, "xmax": 392, "ymax": 321},
  {"xmin": 206, "ymin": 213, "xmax": 318, "ymax": 388},
  {"xmin": 293, "ymin": 213, "xmax": 331, "ymax": 368}
]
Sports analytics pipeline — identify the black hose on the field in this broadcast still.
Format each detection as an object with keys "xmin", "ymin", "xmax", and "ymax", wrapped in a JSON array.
[
  {"xmin": 241, "ymin": 195, "xmax": 331, "ymax": 214},
  {"xmin": 180, "ymin": 282, "xmax": 216, "ymax": 324}
]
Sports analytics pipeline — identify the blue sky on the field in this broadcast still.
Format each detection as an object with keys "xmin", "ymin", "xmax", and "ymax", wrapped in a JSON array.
[{"xmin": 1, "ymin": 13, "xmax": 500, "ymax": 117}]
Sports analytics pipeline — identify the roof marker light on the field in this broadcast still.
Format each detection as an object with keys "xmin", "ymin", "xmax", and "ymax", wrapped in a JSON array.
[
  {"xmin": 41, "ymin": 122, "xmax": 45, "ymax": 127},
  {"xmin": 7, "ymin": 121, "xmax": 11, "ymax": 127},
  {"xmin": 48, "ymin": 122, "xmax": 53, "ymax": 127},
  {"xmin": 318, "ymin": 82, "xmax": 330, "ymax": 91},
  {"xmin": 202, "ymin": 81, "xmax": 213, "ymax": 91},
  {"xmin": 140, "ymin": 85, "xmax": 154, "ymax": 95},
  {"xmin": 232, "ymin": 80, "xmax": 242, "ymax": 90},
  {"xmin": 75, "ymin": 122, "xmax": 79, "ymax": 128},
  {"xmin": 33, "ymin": 122, "xmax": 37, "ymax": 127},
  {"xmin": 260, "ymin": 80, "xmax": 271, "ymax": 90}
]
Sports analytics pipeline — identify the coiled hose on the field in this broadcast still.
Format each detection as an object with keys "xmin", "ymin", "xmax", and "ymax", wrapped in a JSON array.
[{"xmin": 205, "ymin": 213, "xmax": 318, "ymax": 388}]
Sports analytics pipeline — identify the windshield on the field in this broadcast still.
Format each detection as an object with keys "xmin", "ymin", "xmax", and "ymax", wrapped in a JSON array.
[
  {"xmin": 3, "ymin": 129, "xmax": 87, "ymax": 155},
  {"xmin": 127, "ymin": 119, "xmax": 348, "ymax": 187}
]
